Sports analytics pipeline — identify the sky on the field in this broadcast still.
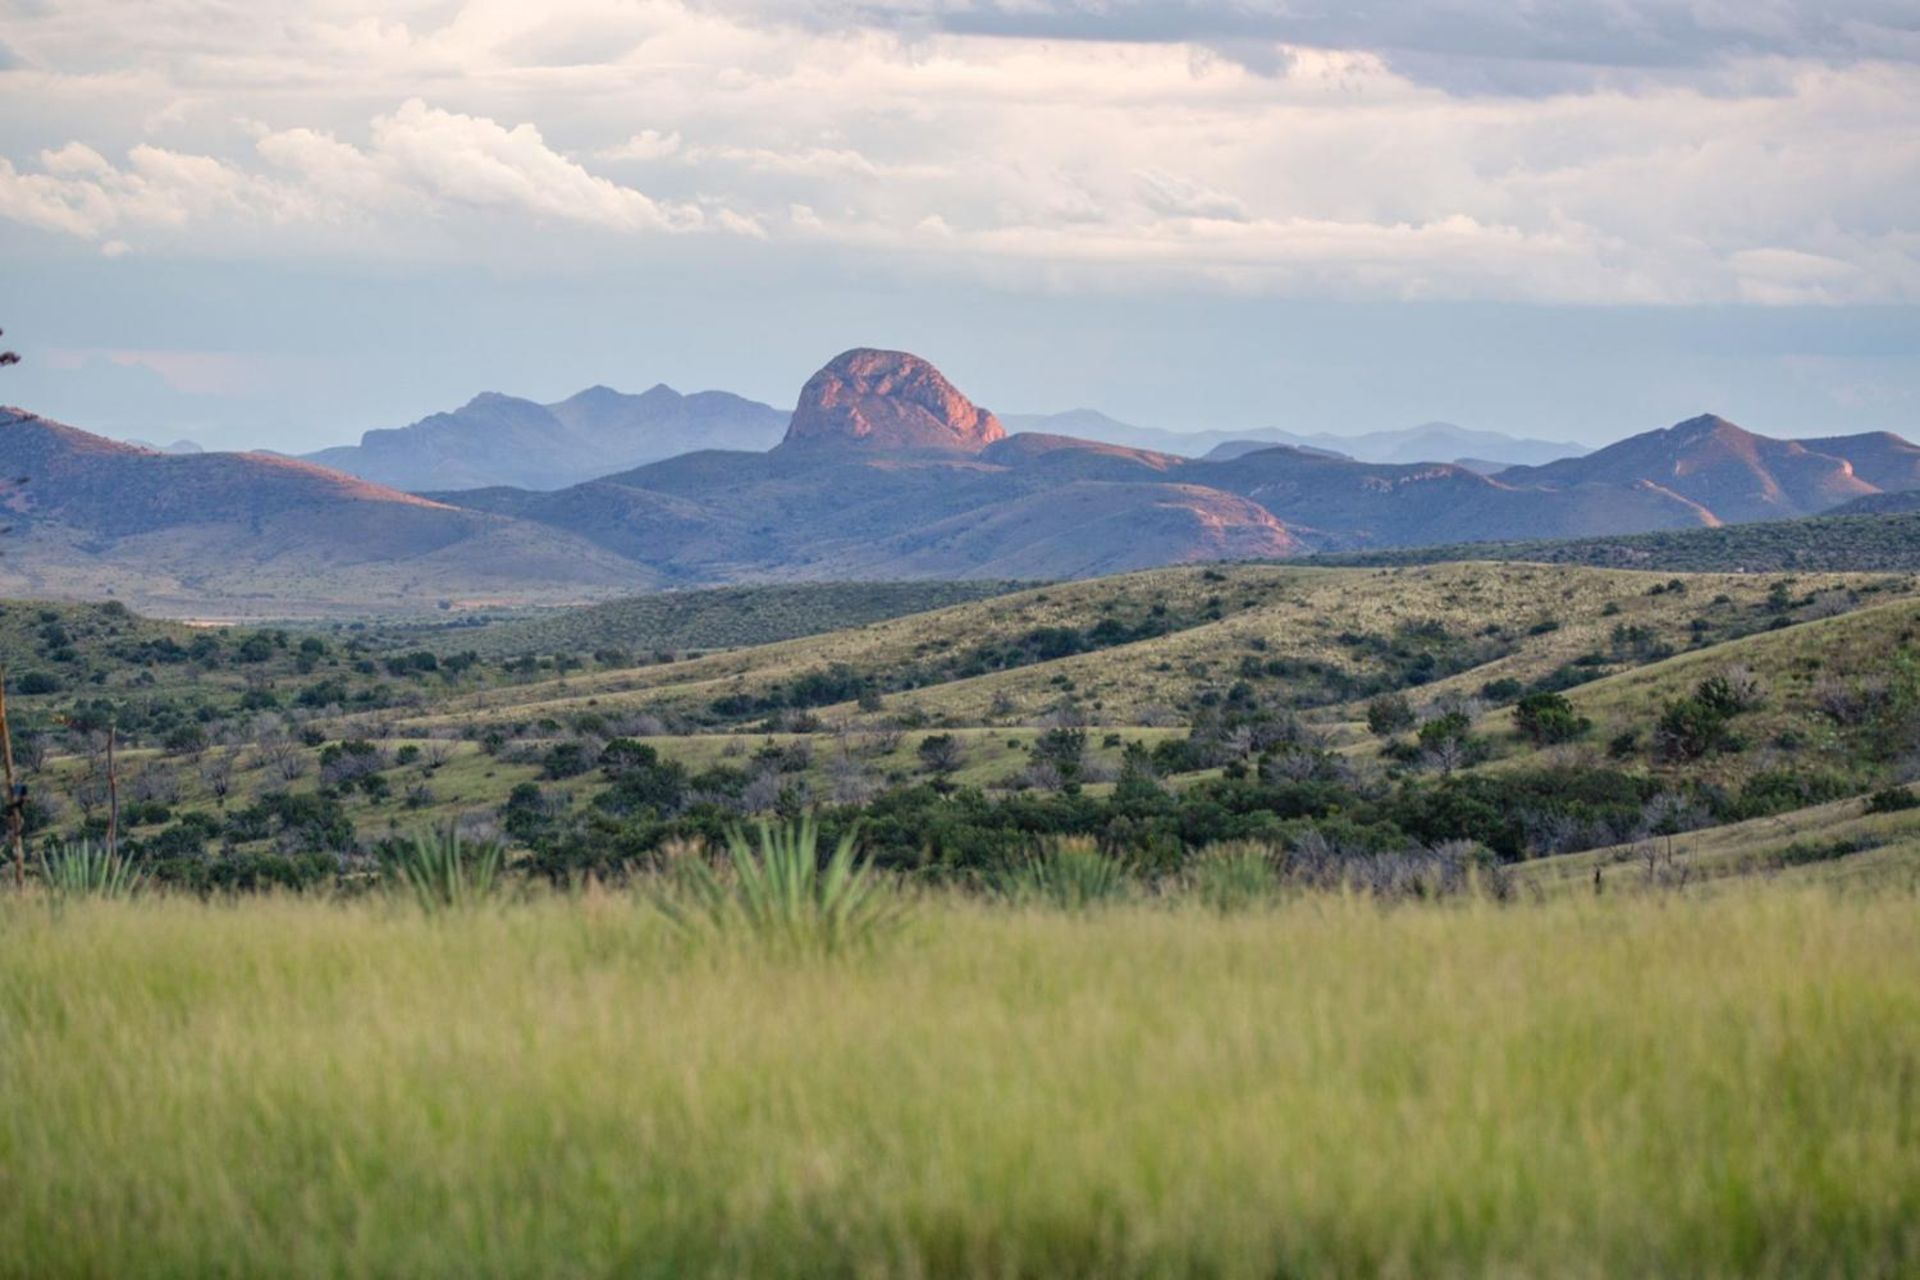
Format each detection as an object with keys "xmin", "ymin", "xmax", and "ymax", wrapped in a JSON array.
[{"xmin": 1, "ymin": 0, "xmax": 1916, "ymax": 452}]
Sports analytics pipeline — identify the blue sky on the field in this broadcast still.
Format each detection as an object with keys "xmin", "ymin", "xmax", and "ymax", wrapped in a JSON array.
[{"xmin": 2, "ymin": 1, "xmax": 1916, "ymax": 452}]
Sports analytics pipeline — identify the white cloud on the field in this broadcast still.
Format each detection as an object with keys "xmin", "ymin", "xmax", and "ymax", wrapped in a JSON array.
[
  {"xmin": 601, "ymin": 129, "xmax": 684, "ymax": 161},
  {"xmin": 0, "ymin": 0, "xmax": 1914, "ymax": 303},
  {"xmin": 368, "ymin": 99, "xmax": 702, "ymax": 231},
  {"xmin": 0, "ymin": 97, "xmax": 748, "ymax": 251},
  {"xmin": 1135, "ymin": 170, "xmax": 1251, "ymax": 223}
]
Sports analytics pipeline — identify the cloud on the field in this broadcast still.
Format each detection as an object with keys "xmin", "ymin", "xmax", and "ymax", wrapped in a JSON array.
[
  {"xmin": 0, "ymin": 0, "xmax": 1914, "ymax": 305},
  {"xmin": 0, "ymin": 98, "xmax": 748, "ymax": 250},
  {"xmin": 714, "ymin": 0, "xmax": 1920, "ymax": 86},
  {"xmin": 368, "ymin": 100, "xmax": 702, "ymax": 231},
  {"xmin": 1135, "ymin": 170, "xmax": 1250, "ymax": 222},
  {"xmin": 601, "ymin": 130, "xmax": 684, "ymax": 161}
]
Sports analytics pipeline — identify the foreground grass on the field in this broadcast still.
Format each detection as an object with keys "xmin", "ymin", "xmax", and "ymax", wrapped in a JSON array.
[{"xmin": 3, "ymin": 890, "xmax": 1917, "ymax": 1277}]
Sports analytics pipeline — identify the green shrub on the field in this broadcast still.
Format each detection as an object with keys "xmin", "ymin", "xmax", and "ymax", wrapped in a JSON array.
[
  {"xmin": 1655, "ymin": 698, "xmax": 1731, "ymax": 762},
  {"xmin": 1365, "ymin": 693, "xmax": 1416, "ymax": 737},
  {"xmin": 1512, "ymin": 692, "xmax": 1590, "ymax": 746},
  {"xmin": 1865, "ymin": 786, "xmax": 1920, "ymax": 815}
]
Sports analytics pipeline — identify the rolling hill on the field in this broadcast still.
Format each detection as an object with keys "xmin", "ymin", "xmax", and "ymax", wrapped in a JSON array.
[
  {"xmin": 1500, "ymin": 414, "xmax": 1877, "ymax": 522},
  {"xmin": 0, "ymin": 407, "xmax": 653, "ymax": 617}
]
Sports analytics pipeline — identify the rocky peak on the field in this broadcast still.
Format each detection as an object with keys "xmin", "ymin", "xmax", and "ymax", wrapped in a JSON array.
[
  {"xmin": 1667, "ymin": 414, "xmax": 1748, "ymax": 444},
  {"xmin": 781, "ymin": 348, "xmax": 1005, "ymax": 453}
]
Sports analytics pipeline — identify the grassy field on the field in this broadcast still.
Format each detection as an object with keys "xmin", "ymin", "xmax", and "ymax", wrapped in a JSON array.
[{"xmin": 3, "ymin": 886, "xmax": 1917, "ymax": 1278}]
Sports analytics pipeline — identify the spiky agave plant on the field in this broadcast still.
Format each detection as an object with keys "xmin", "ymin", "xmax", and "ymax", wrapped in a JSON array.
[
  {"xmin": 388, "ymin": 827, "xmax": 505, "ymax": 912},
  {"xmin": 998, "ymin": 837, "xmax": 1132, "ymax": 910},
  {"xmin": 654, "ymin": 816, "xmax": 901, "ymax": 955},
  {"xmin": 38, "ymin": 841, "xmax": 146, "ymax": 901}
]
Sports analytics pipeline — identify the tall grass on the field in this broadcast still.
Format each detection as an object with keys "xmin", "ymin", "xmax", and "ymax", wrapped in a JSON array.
[
  {"xmin": 36, "ymin": 841, "xmax": 146, "ymax": 900},
  {"xmin": 649, "ymin": 817, "xmax": 901, "ymax": 954},
  {"xmin": 2, "ymin": 888, "xmax": 1916, "ymax": 1276}
]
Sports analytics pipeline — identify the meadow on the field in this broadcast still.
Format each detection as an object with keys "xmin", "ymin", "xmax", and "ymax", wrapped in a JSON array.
[{"xmin": 3, "ymin": 882, "xmax": 1917, "ymax": 1278}]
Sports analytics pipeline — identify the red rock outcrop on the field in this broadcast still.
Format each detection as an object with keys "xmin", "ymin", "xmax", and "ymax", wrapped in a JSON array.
[{"xmin": 781, "ymin": 348, "xmax": 1006, "ymax": 453}]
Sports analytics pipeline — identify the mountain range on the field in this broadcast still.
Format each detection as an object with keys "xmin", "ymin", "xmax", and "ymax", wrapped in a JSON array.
[
  {"xmin": 3, "ymin": 347, "xmax": 1915, "ymax": 616},
  {"xmin": 304, "ymin": 384, "xmax": 790, "ymax": 491},
  {"xmin": 1003, "ymin": 412, "xmax": 1587, "ymax": 469},
  {"xmin": 309, "ymin": 384, "xmax": 1584, "ymax": 495}
]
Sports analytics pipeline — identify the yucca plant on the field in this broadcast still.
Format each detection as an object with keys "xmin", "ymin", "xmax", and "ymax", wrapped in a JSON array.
[
  {"xmin": 653, "ymin": 816, "xmax": 901, "ymax": 955},
  {"xmin": 387, "ymin": 827, "xmax": 505, "ymax": 912},
  {"xmin": 39, "ymin": 841, "xmax": 146, "ymax": 901},
  {"xmin": 1184, "ymin": 843, "xmax": 1281, "ymax": 912},
  {"xmin": 998, "ymin": 837, "xmax": 1132, "ymax": 910}
]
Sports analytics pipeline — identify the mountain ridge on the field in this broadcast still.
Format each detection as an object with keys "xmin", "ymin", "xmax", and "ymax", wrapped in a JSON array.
[
  {"xmin": 5, "ymin": 352, "xmax": 1918, "ymax": 616},
  {"xmin": 305, "ymin": 383, "xmax": 789, "ymax": 491}
]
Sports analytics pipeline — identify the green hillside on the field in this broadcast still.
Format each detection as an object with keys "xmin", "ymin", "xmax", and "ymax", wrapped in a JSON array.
[{"xmin": 9, "ymin": 557, "xmax": 1920, "ymax": 892}]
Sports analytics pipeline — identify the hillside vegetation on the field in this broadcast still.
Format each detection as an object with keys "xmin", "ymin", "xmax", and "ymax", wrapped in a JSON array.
[
  {"xmin": 1314, "ymin": 510, "xmax": 1920, "ymax": 574},
  {"xmin": 399, "ymin": 562, "xmax": 1913, "ymax": 733},
  {"xmin": 406, "ymin": 580, "xmax": 1031, "ymax": 659},
  {"xmin": 7, "ymin": 558, "xmax": 1920, "ymax": 891}
]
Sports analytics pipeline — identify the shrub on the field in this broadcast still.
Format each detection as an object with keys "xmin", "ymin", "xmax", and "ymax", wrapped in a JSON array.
[
  {"xmin": 1695, "ymin": 666, "xmax": 1766, "ymax": 716},
  {"xmin": 916, "ymin": 733, "xmax": 965, "ymax": 776},
  {"xmin": 542, "ymin": 741, "xmax": 593, "ymax": 780},
  {"xmin": 1654, "ymin": 698, "xmax": 1731, "ymax": 763},
  {"xmin": 1512, "ymin": 692, "xmax": 1590, "ymax": 747},
  {"xmin": 1865, "ymin": 786, "xmax": 1920, "ymax": 815},
  {"xmin": 1365, "ymin": 693, "xmax": 1416, "ymax": 737}
]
